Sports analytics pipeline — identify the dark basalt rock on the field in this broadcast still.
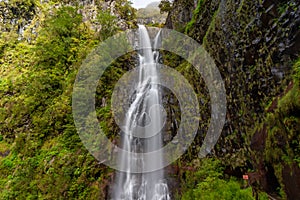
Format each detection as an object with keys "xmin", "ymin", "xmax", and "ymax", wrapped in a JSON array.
[
  {"xmin": 282, "ymin": 164, "xmax": 300, "ymax": 200},
  {"xmin": 167, "ymin": 0, "xmax": 300, "ymax": 198},
  {"xmin": 165, "ymin": 0, "xmax": 195, "ymax": 30},
  {"xmin": 250, "ymin": 78, "xmax": 300, "ymax": 199}
]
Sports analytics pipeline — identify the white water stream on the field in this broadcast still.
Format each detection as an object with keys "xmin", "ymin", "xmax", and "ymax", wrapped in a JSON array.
[{"xmin": 112, "ymin": 25, "xmax": 170, "ymax": 200}]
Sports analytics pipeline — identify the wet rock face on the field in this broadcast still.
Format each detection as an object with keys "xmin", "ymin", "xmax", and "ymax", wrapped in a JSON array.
[
  {"xmin": 183, "ymin": 0, "xmax": 299, "ymax": 160},
  {"xmin": 186, "ymin": 0, "xmax": 220, "ymax": 44},
  {"xmin": 282, "ymin": 164, "xmax": 300, "ymax": 200},
  {"xmin": 165, "ymin": 0, "xmax": 195, "ymax": 30},
  {"xmin": 250, "ymin": 78, "xmax": 300, "ymax": 199},
  {"xmin": 167, "ymin": 0, "xmax": 300, "ymax": 198}
]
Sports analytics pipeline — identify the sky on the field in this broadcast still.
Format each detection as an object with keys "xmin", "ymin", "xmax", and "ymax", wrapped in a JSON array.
[{"xmin": 130, "ymin": 0, "xmax": 160, "ymax": 9}]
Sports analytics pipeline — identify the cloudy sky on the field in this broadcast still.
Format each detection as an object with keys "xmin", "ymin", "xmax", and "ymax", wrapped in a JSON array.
[{"xmin": 130, "ymin": 0, "xmax": 160, "ymax": 9}]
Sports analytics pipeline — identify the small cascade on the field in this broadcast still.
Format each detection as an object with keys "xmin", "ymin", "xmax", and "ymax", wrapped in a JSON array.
[{"xmin": 112, "ymin": 25, "xmax": 170, "ymax": 200}]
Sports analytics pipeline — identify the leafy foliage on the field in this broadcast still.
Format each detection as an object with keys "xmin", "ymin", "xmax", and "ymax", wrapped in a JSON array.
[
  {"xmin": 96, "ymin": 10, "xmax": 118, "ymax": 40},
  {"xmin": 180, "ymin": 159, "xmax": 268, "ymax": 200},
  {"xmin": 35, "ymin": 6, "xmax": 91, "ymax": 70},
  {"xmin": 159, "ymin": 0, "xmax": 172, "ymax": 14},
  {"xmin": 0, "ymin": 1, "xmax": 130, "ymax": 199},
  {"xmin": 115, "ymin": 0, "xmax": 136, "ymax": 21}
]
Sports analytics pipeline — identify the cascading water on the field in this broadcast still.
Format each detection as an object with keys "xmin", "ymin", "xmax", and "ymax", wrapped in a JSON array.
[{"xmin": 112, "ymin": 25, "xmax": 170, "ymax": 200}]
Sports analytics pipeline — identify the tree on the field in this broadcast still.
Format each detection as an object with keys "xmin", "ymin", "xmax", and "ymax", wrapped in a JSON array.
[
  {"xmin": 115, "ymin": 0, "xmax": 136, "ymax": 21},
  {"xmin": 35, "ymin": 6, "xmax": 88, "ymax": 70},
  {"xmin": 158, "ymin": 0, "xmax": 172, "ymax": 14},
  {"xmin": 96, "ymin": 10, "xmax": 118, "ymax": 40}
]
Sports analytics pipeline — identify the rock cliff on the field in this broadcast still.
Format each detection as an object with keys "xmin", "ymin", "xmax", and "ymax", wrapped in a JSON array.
[{"xmin": 165, "ymin": 0, "xmax": 300, "ymax": 198}]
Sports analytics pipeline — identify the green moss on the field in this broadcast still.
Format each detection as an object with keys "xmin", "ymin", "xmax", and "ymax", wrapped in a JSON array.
[
  {"xmin": 185, "ymin": 0, "xmax": 205, "ymax": 34},
  {"xmin": 237, "ymin": 0, "xmax": 245, "ymax": 14},
  {"xmin": 251, "ymin": 58, "xmax": 300, "ymax": 198},
  {"xmin": 202, "ymin": 6, "xmax": 220, "ymax": 47}
]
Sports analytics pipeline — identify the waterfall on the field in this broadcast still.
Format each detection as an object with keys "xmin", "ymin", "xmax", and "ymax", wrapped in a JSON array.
[{"xmin": 112, "ymin": 25, "xmax": 170, "ymax": 200}]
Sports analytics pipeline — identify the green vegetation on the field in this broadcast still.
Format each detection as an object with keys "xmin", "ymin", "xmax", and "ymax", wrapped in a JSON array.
[
  {"xmin": 180, "ymin": 158, "xmax": 268, "ymax": 200},
  {"xmin": 251, "ymin": 59, "xmax": 300, "ymax": 198},
  {"xmin": 96, "ymin": 10, "xmax": 118, "ymax": 40},
  {"xmin": 0, "ymin": 0, "xmax": 135, "ymax": 198},
  {"xmin": 167, "ymin": 0, "xmax": 300, "ymax": 198},
  {"xmin": 185, "ymin": 0, "xmax": 204, "ymax": 34},
  {"xmin": 0, "ymin": 0, "xmax": 299, "ymax": 199},
  {"xmin": 159, "ymin": 0, "xmax": 172, "ymax": 14}
]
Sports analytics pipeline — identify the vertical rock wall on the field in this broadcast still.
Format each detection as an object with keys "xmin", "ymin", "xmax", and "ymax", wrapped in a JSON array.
[{"xmin": 166, "ymin": 0, "xmax": 300, "ymax": 198}]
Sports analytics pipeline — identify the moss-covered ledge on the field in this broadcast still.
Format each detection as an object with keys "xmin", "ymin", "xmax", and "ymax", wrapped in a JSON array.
[{"xmin": 250, "ymin": 59, "xmax": 300, "ymax": 199}]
